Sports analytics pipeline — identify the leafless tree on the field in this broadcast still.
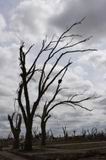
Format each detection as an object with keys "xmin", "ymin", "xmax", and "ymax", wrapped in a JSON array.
[
  {"xmin": 81, "ymin": 129, "xmax": 87, "ymax": 138},
  {"xmin": 62, "ymin": 126, "xmax": 68, "ymax": 140},
  {"xmin": 8, "ymin": 112, "xmax": 22, "ymax": 149},
  {"xmin": 73, "ymin": 130, "xmax": 77, "ymax": 137},
  {"xmin": 17, "ymin": 17, "xmax": 96, "ymax": 151},
  {"xmin": 35, "ymin": 76, "xmax": 95, "ymax": 146}
]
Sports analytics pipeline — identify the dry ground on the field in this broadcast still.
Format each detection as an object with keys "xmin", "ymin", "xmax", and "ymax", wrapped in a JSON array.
[
  {"xmin": 0, "ymin": 155, "xmax": 11, "ymax": 160},
  {"xmin": 1, "ymin": 141, "xmax": 106, "ymax": 160}
]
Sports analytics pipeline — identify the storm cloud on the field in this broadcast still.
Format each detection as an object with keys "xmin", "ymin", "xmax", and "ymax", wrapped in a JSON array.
[{"xmin": 49, "ymin": 0, "xmax": 106, "ymax": 45}]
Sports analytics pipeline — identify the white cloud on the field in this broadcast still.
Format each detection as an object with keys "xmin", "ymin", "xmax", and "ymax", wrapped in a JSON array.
[
  {"xmin": 10, "ymin": 0, "xmax": 56, "ymax": 43},
  {"xmin": 73, "ymin": 66, "xmax": 88, "ymax": 76},
  {"xmin": 78, "ymin": 51, "xmax": 106, "ymax": 71}
]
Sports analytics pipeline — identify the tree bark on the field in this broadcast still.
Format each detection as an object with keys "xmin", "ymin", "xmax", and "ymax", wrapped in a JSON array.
[
  {"xmin": 24, "ymin": 122, "xmax": 33, "ymax": 151},
  {"xmin": 41, "ymin": 122, "xmax": 46, "ymax": 146},
  {"xmin": 13, "ymin": 135, "xmax": 19, "ymax": 149},
  {"xmin": 8, "ymin": 114, "xmax": 21, "ymax": 149}
]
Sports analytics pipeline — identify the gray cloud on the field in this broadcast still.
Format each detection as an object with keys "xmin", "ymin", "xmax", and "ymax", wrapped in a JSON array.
[
  {"xmin": 98, "ymin": 98, "xmax": 106, "ymax": 106},
  {"xmin": 49, "ymin": 0, "xmax": 106, "ymax": 46}
]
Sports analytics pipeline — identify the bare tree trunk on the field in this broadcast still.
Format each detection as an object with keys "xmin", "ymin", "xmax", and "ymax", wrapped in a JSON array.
[
  {"xmin": 13, "ymin": 134, "xmax": 20, "ymax": 149},
  {"xmin": 24, "ymin": 129, "xmax": 32, "ymax": 151},
  {"xmin": 24, "ymin": 120, "xmax": 33, "ymax": 151},
  {"xmin": 41, "ymin": 122, "xmax": 46, "ymax": 146},
  {"xmin": 8, "ymin": 113, "xmax": 22, "ymax": 149}
]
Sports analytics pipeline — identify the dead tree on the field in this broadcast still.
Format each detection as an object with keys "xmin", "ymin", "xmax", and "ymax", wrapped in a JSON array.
[
  {"xmin": 81, "ymin": 129, "xmax": 87, "ymax": 138},
  {"xmin": 8, "ymin": 112, "xmax": 22, "ymax": 149},
  {"xmin": 35, "ymin": 69, "xmax": 95, "ymax": 146},
  {"xmin": 36, "ymin": 89, "xmax": 93, "ymax": 145},
  {"xmin": 17, "ymin": 17, "xmax": 96, "ymax": 151},
  {"xmin": 62, "ymin": 126, "xmax": 68, "ymax": 140}
]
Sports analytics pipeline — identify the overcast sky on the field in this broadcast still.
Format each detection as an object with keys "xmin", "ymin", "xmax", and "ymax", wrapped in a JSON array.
[{"xmin": 0, "ymin": 0, "xmax": 106, "ymax": 137}]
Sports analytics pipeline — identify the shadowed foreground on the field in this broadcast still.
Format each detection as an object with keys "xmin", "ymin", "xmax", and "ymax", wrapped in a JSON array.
[
  {"xmin": 0, "ymin": 151, "xmax": 27, "ymax": 160},
  {"xmin": 1, "ymin": 141, "xmax": 106, "ymax": 160},
  {"xmin": 0, "ymin": 155, "xmax": 11, "ymax": 160}
]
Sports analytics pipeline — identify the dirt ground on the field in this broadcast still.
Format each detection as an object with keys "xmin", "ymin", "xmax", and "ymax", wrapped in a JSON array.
[
  {"xmin": 0, "ymin": 155, "xmax": 11, "ymax": 160},
  {"xmin": 1, "ymin": 141, "xmax": 106, "ymax": 160}
]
